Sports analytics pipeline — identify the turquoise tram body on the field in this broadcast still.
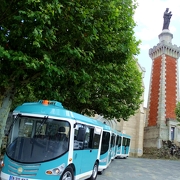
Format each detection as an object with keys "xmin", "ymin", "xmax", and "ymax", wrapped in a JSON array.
[
  {"xmin": 0, "ymin": 100, "xmax": 131, "ymax": 180},
  {"xmin": 98, "ymin": 124, "xmax": 111, "ymax": 172}
]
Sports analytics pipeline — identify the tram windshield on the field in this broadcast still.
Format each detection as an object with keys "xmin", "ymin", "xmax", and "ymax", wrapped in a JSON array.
[{"xmin": 6, "ymin": 116, "xmax": 70, "ymax": 163}]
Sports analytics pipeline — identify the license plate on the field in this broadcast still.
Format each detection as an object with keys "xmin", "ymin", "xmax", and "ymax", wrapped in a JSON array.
[{"xmin": 9, "ymin": 175, "xmax": 29, "ymax": 180}]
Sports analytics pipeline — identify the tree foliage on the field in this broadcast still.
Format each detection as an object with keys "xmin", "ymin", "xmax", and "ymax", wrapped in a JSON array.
[
  {"xmin": 175, "ymin": 102, "xmax": 180, "ymax": 122},
  {"xmin": 0, "ymin": 0, "xmax": 142, "ymax": 121}
]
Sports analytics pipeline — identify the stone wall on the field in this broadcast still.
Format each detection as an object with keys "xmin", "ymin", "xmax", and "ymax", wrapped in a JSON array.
[
  {"xmin": 143, "ymin": 140, "xmax": 180, "ymax": 160},
  {"xmin": 119, "ymin": 107, "xmax": 146, "ymax": 157}
]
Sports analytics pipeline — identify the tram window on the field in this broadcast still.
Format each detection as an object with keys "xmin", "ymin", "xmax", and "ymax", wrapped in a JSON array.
[
  {"xmin": 111, "ymin": 134, "xmax": 115, "ymax": 147},
  {"xmin": 18, "ymin": 117, "xmax": 34, "ymax": 138},
  {"xmin": 35, "ymin": 122, "xmax": 47, "ymax": 136},
  {"xmin": 84, "ymin": 127, "xmax": 91, "ymax": 149},
  {"xmin": 116, "ymin": 136, "xmax": 119, "ymax": 145},
  {"xmin": 93, "ymin": 134, "xmax": 100, "ymax": 149},
  {"xmin": 122, "ymin": 137, "xmax": 127, "ymax": 146},
  {"xmin": 126, "ymin": 138, "xmax": 130, "ymax": 146},
  {"xmin": 74, "ymin": 124, "xmax": 86, "ymax": 150},
  {"xmin": 118, "ymin": 136, "xmax": 122, "ymax": 147},
  {"xmin": 77, "ymin": 127, "xmax": 86, "ymax": 141},
  {"xmin": 116, "ymin": 135, "xmax": 122, "ymax": 147},
  {"xmin": 73, "ymin": 125, "xmax": 100, "ymax": 149},
  {"xmin": 84, "ymin": 126, "xmax": 100, "ymax": 149},
  {"xmin": 100, "ymin": 132, "xmax": 110, "ymax": 155}
]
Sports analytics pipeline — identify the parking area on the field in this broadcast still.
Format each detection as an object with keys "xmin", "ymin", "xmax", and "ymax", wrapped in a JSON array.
[
  {"xmin": 1, "ymin": 157, "xmax": 180, "ymax": 180},
  {"xmin": 97, "ymin": 157, "xmax": 180, "ymax": 180}
]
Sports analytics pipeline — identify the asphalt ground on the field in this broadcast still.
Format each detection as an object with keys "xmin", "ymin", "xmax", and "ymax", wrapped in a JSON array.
[
  {"xmin": 97, "ymin": 157, "xmax": 180, "ymax": 180},
  {"xmin": 1, "ymin": 157, "xmax": 180, "ymax": 180}
]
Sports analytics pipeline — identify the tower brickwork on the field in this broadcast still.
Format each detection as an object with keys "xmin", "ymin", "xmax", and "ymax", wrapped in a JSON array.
[{"xmin": 144, "ymin": 30, "xmax": 180, "ymax": 148}]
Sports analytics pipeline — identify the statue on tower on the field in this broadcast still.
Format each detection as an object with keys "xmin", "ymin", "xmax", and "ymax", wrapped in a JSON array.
[{"xmin": 162, "ymin": 8, "xmax": 172, "ymax": 30}]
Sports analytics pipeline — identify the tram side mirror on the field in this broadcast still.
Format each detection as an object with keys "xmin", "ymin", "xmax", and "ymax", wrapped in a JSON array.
[{"xmin": 76, "ymin": 128, "xmax": 86, "ymax": 142}]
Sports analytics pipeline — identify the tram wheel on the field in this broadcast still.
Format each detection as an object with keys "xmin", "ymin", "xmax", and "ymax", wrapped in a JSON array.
[
  {"xmin": 60, "ymin": 166, "xmax": 74, "ymax": 180},
  {"xmin": 88, "ymin": 162, "xmax": 98, "ymax": 180}
]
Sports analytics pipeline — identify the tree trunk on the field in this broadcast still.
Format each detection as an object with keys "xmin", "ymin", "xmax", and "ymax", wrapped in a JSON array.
[{"xmin": 0, "ymin": 92, "xmax": 12, "ymax": 150}]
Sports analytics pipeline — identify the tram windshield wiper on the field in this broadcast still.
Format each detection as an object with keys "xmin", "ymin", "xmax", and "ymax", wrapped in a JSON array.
[{"xmin": 35, "ymin": 116, "xmax": 48, "ymax": 135}]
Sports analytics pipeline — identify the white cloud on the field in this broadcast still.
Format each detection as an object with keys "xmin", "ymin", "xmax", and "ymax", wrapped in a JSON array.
[
  {"xmin": 139, "ymin": 43, "xmax": 151, "ymax": 50},
  {"xmin": 135, "ymin": 27, "xmax": 159, "ymax": 41}
]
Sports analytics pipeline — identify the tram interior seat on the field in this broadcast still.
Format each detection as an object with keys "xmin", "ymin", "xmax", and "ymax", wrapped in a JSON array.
[
  {"xmin": 56, "ymin": 126, "xmax": 67, "ymax": 141},
  {"xmin": 74, "ymin": 127, "xmax": 86, "ymax": 149}
]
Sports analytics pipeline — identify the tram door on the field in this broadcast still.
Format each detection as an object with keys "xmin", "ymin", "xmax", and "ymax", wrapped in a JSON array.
[{"xmin": 73, "ymin": 124, "xmax": 101, "ymax": 175}]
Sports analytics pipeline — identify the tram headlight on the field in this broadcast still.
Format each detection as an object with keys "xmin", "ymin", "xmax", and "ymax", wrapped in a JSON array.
[
  {"xmin": 0, "ymin": 160, "xmax": 4, "ymax": 167},
  {"xmin": 52, "ymin": 168, "xmax": 60, "ymax": 174},
  {"xmin": 46, "ymin": 163, "xmax": 65, "ymax": 175}
]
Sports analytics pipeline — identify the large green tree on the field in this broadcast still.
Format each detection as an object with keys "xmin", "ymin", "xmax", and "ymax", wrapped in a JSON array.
[{"xmin": 0, "ymin": 0, "xmax": 142, "ymax": 129}]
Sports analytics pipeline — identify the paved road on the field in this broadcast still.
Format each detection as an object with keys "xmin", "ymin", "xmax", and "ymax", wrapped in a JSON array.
[
  {"xmin": 1, "ymin": 158, "xmax": 180, "ymax": 180},
  {"xmin": 97, "ymin": 157, "xmax": 180, "ymax": 180}
]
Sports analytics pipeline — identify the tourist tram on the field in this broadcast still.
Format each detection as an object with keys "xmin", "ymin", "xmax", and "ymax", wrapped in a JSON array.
[{"xmin": 0, "ymin": 100, "xmax": 131, "ymax": 180}]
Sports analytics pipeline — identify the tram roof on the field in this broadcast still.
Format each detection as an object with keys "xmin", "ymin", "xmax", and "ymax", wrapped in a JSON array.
[
  {"xmin": 122, "ymin": 134, "xmax": 131, "ymax": 138},
  {"xmin": 13, "ymin": 100, "xmax": 108, "ymax": 128}
]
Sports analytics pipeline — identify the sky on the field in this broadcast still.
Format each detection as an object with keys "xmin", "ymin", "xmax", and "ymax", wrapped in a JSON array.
[{"xmin": 134, "ymin": 0, "xmax": 180, "ymax": 107}]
